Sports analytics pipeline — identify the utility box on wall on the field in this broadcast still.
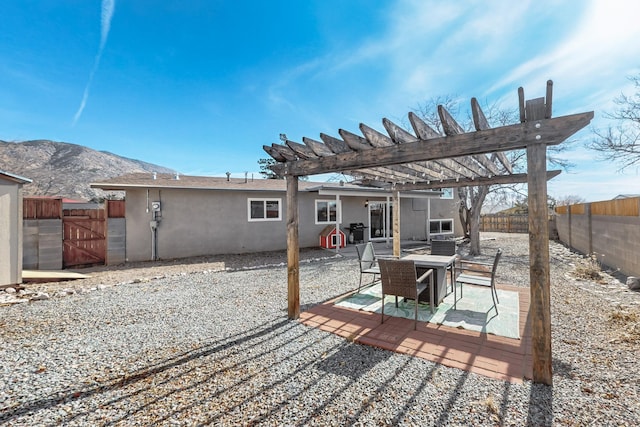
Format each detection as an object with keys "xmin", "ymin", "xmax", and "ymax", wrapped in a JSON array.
[{"xmin": 319, "ymin": 225, "xmax": 346, "ymax": 249}]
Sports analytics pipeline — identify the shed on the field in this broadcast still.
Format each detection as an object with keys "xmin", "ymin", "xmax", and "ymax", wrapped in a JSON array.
[
  {"xmin": 319, "ymin": 225, "xmax": 345, "ymax": 249},
  {"xmin": 0, "ymin": 170, "xmax": 32, "ymax": 287}
]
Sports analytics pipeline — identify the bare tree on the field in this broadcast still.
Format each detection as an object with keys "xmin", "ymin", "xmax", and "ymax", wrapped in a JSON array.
[
  {"xmin": 588, "ymin": 74, "xmax": 640, "ymax": 170},
  {"xmin": 555, "ymin": 194, "xmax": 586, "ymax": 206},
  {"xmin": 412, "ymin": 97, "xmax": 518, "ymax": 254}
]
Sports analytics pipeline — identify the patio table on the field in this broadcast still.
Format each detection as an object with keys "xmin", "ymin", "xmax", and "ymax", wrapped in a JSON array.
[{"xmin": 401, "ymin": 254, "xmax": 458, "ymax": 312}]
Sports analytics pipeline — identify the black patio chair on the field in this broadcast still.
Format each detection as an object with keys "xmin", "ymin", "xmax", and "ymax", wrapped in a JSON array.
[{"xmin": 378, "ymin": 258, "xmax": 433, "ymax": 330}]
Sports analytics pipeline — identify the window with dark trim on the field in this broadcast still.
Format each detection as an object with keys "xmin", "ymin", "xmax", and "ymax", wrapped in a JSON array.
[{"xmin": 429, "ymin": 218, "xmax": 454, "ymax": 235}]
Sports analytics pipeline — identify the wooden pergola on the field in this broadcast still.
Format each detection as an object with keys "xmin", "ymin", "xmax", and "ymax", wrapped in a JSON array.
[{"xmin": 263, "ymin": 81, "xmax": 593, "ymax": 385}]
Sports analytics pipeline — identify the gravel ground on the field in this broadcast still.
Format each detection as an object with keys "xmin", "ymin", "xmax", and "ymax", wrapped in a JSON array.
[{"xmin": 1, "ymin": 233, "xmax": 639, "ymax": 426}]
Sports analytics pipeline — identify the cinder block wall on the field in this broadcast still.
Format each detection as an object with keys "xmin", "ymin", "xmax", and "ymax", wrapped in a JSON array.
[
  {"xmin": 107, "ymin": 218, "xmax": 126, "ymax": 265},
  {"xmin": 555, "ymin": 202, "xmax": 640, "ymax": 277},
  {"xmin": 22, "ymin": 219, "xmax": 63, "ymax": 270}
]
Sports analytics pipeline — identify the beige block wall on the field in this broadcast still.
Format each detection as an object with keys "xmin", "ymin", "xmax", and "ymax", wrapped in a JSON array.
[
  {"xmin": 556, "ymin": 211, "xmax": 640, "ymax": 277},
  {"xmin": 22, "ymin": 219, "xmax": 63, "ymax": 270},
  {"xmin": 107, "ymin": 218, "xmax": 126, "ymax": 265}
]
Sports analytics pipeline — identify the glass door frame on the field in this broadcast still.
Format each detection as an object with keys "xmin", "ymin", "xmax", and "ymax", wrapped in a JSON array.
[{"xmin": 368, "ymin": 197, "xmax": 393, "ymax": 241}]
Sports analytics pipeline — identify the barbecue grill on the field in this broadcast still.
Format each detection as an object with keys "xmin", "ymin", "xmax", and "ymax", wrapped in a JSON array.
[{"xmin": 347, "ymin": 222, "xmax": 366, "ymax": 244}]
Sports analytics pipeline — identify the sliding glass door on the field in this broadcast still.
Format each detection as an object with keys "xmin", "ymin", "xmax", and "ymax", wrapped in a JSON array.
[{"xmin": 368, "ymin": 201, "xmax": 393, "ymax": 240}]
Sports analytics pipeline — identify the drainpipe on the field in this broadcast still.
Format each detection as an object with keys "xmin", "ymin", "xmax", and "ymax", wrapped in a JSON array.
[{"xmin": 150, "ymin": 215, "xmax": 158, "ymax": 261}]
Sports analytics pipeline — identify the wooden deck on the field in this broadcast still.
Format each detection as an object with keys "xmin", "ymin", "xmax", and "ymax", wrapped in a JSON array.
[{"xmin": 300, "ymin": 284, "xmax": 532, "ymax": 383}]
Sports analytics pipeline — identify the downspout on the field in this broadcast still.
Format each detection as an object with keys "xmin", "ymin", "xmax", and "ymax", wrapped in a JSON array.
[{"xmin": 150, "ymin": 220, "xmax": 157, "ymax": 261}]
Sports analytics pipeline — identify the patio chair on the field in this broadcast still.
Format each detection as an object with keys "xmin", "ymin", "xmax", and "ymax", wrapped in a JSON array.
[
  {"xmin": 454, "ymin": 248, "xmax": 502, "ymax": 314},
  {"xmin": 378, "ymin": 258, "xmax": 433, "ymax": 329},
  {"xmin": 355, "ymin": 242, "xmax": 381, "ymax": 292},
  {"xmin": 430, "ymin": 239, "xmax": 457, "ymax": 293}
]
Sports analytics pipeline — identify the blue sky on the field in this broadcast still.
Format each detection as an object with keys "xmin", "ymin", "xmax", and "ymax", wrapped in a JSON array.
[{"xmin": 1, "ymin": 0, "xmax": 639, "ymax": 202}]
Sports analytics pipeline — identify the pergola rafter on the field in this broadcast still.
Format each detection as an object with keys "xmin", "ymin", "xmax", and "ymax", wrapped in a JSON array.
[{"xmin": 262, "ymin": 81, "xmax": 594, "ymax": 385}]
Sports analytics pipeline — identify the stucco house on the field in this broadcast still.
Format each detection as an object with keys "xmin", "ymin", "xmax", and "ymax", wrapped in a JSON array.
[
  {"xmin": 0, "ymin": 170, "xmax": 31, "ymax": 287},
  {"xmin": 91, "ymin": 173, "xmax": 461, "ymax": 262}
]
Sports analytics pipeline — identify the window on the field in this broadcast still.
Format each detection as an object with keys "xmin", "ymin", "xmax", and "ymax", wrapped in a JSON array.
[
  {"xmin": 248, "ymin": 198, "xmax": 281, "ymax": 221},
  {"xmin": 429, "ymin": 219, "xmax": 454, "ymax": 235},
  {"xmin": 315, "ymin": 200, "xmax": 341, "ymax": 224},
  {"xmin": 439, "ymin": 188, "xmax": 454, "ymax": 199}
]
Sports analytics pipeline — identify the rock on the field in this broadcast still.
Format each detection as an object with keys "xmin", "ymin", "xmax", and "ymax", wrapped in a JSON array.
[
  {"xmin": 18, "ymin": 290, "xmax": 35, "ymax": 297},
  {"xmin": 5, "ymin": 287, "xmax": 17, "ymax": 294},
  {"xmin": 627, "ymin": 276, "xmax": 640, "ymax": 291},
  {"xmin": 30, "ymin": 292, "xmax": 50, "ymax": 301}
]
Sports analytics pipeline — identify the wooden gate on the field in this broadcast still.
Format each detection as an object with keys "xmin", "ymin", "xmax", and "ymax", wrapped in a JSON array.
[{"xmin": 62, "ymin": 208, "xmax": 106, "ymax": 268}]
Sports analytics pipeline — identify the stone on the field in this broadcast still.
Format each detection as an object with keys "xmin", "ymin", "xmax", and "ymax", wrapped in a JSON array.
[
  {"xmin": 627, "ymin": 276, "xmax": 640, "ymax": 291},
  {"xmin": 18, "ymin": 290, "xmax": 35, "ymax": 297},
  {"xmin": 30, "ymin": 292, "xmax": 50, "ymax": 301},
  {"xmin": 5, "ymin": 287, "xmax": 17, "ymax": 294}
]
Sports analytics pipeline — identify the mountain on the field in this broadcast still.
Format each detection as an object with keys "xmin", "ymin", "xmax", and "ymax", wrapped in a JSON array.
[{"xmin": 0, "ymin": 140, "xmax": 175, "ymax": 201}]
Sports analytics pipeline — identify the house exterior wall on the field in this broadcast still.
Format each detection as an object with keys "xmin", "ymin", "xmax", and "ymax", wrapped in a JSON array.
[
  {"xmin": 0, "ymin": 181, "xmax": 23, "ymax": 285},
  {"xmin": 400, "ymin": 196, "xmax": 461, "ymax": 241},
  {"xmin": 125, "ymin": 188, "xmax": 329, "ymax": 261},
  {"xmin": 122, "ymin": 188, "xmax": 460, "ymax": 262}
]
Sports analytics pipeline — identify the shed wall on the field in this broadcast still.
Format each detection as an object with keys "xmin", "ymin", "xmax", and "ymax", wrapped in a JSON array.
[{"xmin": 0, "ymin": 182, "xmax": 22, "ymax": 285}]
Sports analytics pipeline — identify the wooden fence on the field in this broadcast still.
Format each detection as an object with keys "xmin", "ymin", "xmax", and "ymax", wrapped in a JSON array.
[
  {"xmin": 480, "ymin": 214, "xmax": 529, "ymax": 233},
  {"xmin": 23, "ymin": 197, "xmax": 63, "ymax": 219}
]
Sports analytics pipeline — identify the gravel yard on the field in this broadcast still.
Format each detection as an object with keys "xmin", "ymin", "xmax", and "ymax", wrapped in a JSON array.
[{"xmin": 1, "ymin": 233, "xmax": 639, "ymax": 426}]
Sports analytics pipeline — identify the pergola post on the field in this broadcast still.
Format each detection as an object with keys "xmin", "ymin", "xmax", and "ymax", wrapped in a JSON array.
[
  {"xmin": 525, "ymin": 90, "xmax": 553, "ymax": 385},
  {"xmin": 286, "ymin": 175, "xmax": 300, "ymax": 319},
  {"xmin": 392, "ymin": 189, "xmax": 401, "ymax": 258}
]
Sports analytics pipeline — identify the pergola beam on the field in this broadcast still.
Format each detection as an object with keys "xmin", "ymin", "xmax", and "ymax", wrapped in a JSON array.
[
  {"xmin": 394, "ymin": 170, "xmax": 561, "ymax": 191},
  {"xmin": 271, "ymin": 112, "xmax": 593, "ymax": 177}
]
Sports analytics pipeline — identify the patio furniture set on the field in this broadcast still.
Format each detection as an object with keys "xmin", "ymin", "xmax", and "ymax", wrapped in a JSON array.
[{"xmin": 356, "ymin": 240, "xmax": 502, "ymax": 329}]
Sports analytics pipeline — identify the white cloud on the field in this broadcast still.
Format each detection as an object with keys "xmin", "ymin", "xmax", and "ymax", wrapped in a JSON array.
[
  {"xmin": 489, "ymin": 0, "xmax": 640, "ymax": 109},
  {"xmin": 72, "ymin": 0, "xmax": 116, "ymax": 126},
  {"xmin": 101, "ymin": 0, "xmax": 115, "ymax": 50}
]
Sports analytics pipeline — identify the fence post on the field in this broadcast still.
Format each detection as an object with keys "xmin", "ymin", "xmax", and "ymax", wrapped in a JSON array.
[
  {"xmin": 568, "ymin": 206, "xmax": 572, "ymax": 250},
  {"xmin": 587, "ymin": 203, "xmax": 592, "ymax": 254}
]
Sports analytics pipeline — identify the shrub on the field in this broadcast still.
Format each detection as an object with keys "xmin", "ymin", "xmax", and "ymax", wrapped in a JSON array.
[{"xmin": 573, "ymin": 253, "xmax": 605, "ymax": 282}]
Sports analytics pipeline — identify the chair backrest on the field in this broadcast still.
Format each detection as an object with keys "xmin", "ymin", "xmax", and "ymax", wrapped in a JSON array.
[
  {"xmin": 490, "ymin": 249, "xmax": 503, "ymax": 284},
  {"xmin": 356, "ymin": 242, "xmax": 376, "ymax": 271},
  {"xmin": 378, "ymin": 258, "xmax": 418, "ymax": 299},
  {"xmin": 431, "ymin": 240, "xmax": 456, "ymax": 256}
]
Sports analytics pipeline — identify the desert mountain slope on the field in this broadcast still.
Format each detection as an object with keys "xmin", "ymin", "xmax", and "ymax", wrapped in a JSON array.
[{"xmin": 0, "ymin": 140, "xmax": 174, "ymax": 201}]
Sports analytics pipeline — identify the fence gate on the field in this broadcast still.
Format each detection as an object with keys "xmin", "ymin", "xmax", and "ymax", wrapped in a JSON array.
[{"xmin": 62, "ymin": 208, "xmax": 106, "ymax": 268}]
